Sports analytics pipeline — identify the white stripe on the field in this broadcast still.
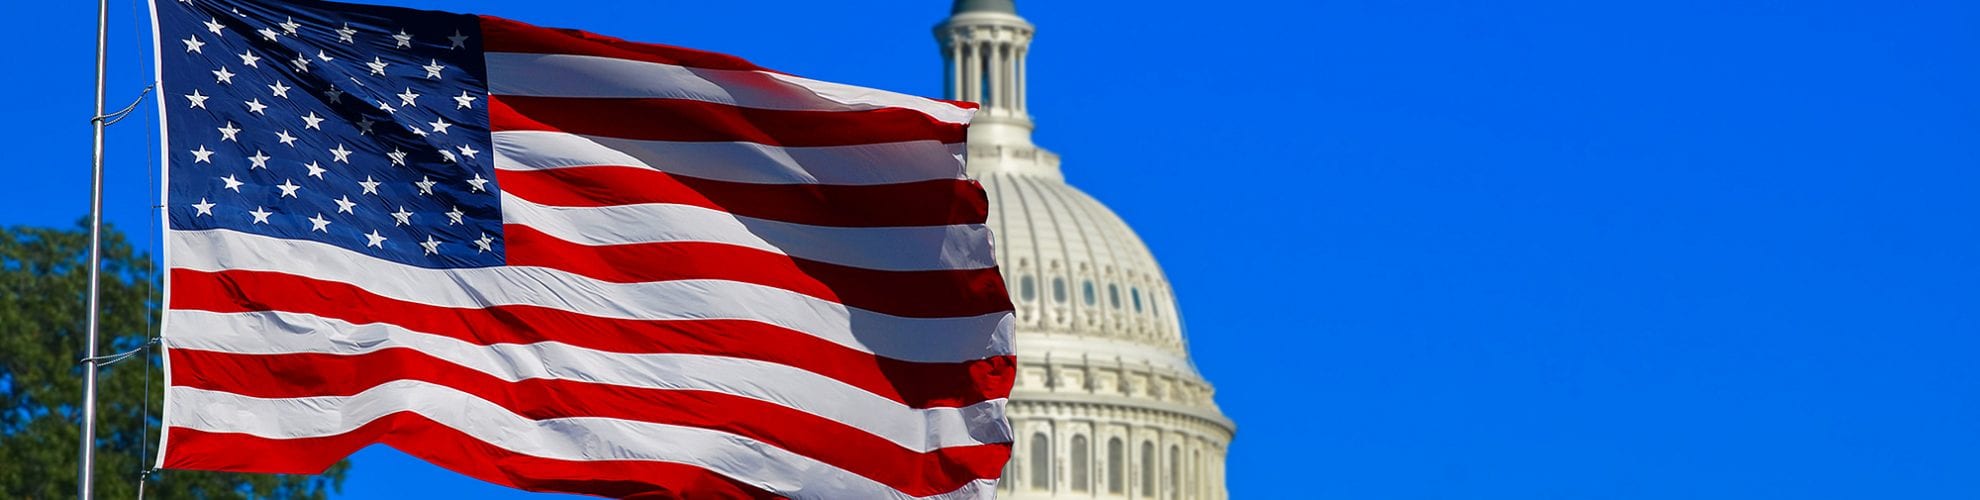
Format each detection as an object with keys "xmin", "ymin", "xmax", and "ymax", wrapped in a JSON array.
[
  {"xmin": 486, "ymin": 52, "xmax": 974, "ymax": 125},
  {"xmin": 169, "ymin": 309, "xmax": 1009, "ymax": 450},
  {"xmin": 169, "ymin": 230, "xmax": 1015, "ymax": 363},
  {"xmin": 501, "ymin": 194, "xmax": 997, "ymax": 272},
  {"xmin": 492, "ymin": 130, "xmax": 967, "ymax": 186},
  {"xmin": 168, "ymin": 384, "xmax": 999, "ymax": 499}
]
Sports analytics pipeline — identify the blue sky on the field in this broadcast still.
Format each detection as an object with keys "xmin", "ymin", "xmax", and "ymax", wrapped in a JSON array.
[{"xmin": 5, "ymin": 0, "xmax": 1979, "ymax": 498}]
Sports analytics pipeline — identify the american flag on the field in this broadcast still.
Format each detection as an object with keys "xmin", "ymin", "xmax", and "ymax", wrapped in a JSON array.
[{"xmin": 151, "ymin": 0, "xmax": 1014, "ymax": 497}]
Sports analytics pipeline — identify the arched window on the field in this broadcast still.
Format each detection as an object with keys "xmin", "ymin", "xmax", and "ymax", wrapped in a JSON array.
[
  {"xmin": 1082, "ymin": 280, "xmax": 1096, "ymax": 305},
  {"xmin": 1168, "ymin": 446, "xmax": 1180, "ymax": 498},
  {"xmin": 1109, "ymin": 284, "xmax": 1121, "ymax": 309},
  {"xmin": 1132, "ymin": 287, "xmax": 1143, "ymax": 312},
  {"xmin": 1070, "ymin": 435, "xmax": 1090, "ymax": 491},
  {"xmin": 1030, "ymin": 432, "xmax": 1052, "ymax": 490},
  {"xmin": 1192, "ymin": 449, "xmax": 1203, "ymax": 499},
  {"xmin": 1108, "ymin": 437, "xmax": 1125, "ymax": 494},
  {"xmin": 1019, "ymin": 275, "xmax": 1036, "ymax": 302},
  {"xmin": 1140, "ymin": 442, "xmax": 1155, "ymax": 497},
  {"xmin": 1052, "ymin": 277, "xmax": 1067, "ymax": 304}
]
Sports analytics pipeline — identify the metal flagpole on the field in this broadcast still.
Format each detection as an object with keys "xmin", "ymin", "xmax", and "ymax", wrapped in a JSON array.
[{"xmin": 77, "ymin": 0, "xmax": 111, "ymax": 495}]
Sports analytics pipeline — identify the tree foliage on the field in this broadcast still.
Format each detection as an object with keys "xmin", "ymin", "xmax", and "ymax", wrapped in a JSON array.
[{"xmin": 0, "ymin": 222, "xmax": 348, "ymax": 499}]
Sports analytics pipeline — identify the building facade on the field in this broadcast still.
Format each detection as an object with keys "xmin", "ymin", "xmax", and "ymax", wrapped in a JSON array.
[{"xmin": 933, "ymin": 1, "xmax": 1236, "ymax": 498}]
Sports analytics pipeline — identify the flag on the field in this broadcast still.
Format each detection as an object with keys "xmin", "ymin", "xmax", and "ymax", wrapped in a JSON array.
[{"xmin": 150, "ymin": 0, "xmax": 1014, "ymax": 497}]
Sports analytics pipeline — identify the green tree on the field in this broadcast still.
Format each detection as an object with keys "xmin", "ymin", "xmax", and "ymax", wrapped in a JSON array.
[{"xmin": 0, "ymin": 222, "xmax": 348, "ymax": 499}]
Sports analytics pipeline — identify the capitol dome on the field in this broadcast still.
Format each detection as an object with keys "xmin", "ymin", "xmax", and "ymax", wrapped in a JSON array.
[{"xmin": 934, "ymin": 2, "xmax": 1235, "ymax": 498}]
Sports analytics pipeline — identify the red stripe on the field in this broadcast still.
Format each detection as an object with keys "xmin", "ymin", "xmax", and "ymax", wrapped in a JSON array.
[
  {"xmin": 497, "ymin": 165, "xmax": 988, "ymax": 228},
  {"xmin": 490, "ymin": 95, "xmax": 966, "ymax": 147},
  {"xmin": 168, "ymin": 348, "xmax": 1010, "ymax": 495},
  {"xmin": 165, "ymin": 420, "xmax": 781, "ymax": 499},
  {"xmin": 170, "ymin": 268, "xmax": 1015, "ymax": 408},
  {"xmin": 504, "ymin": 225, "xmax": 1013, "ymax": 319},
  {"xmin": 481, "ymin": 15, "xmax": 773, "ymax": 73}
]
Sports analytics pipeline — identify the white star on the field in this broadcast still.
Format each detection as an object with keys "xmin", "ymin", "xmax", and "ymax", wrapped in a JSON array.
[
  {"xmin": 276, "ymin": 179, "xmax": 301, "ymax": 198},
  {"xmin": 355, "ymin": 117, "xmax": 376, "ymax": 135},
  {"xmin": 414, "ymin": 176, "xmax": 436, "ymax": 195},
  {"xmin": 248, "ymin": 206, "xmax": 273, "ymax": 224},
  {"xmin": 220, "ymin": 174, "xmax": 244, "ymax": 192},
  {"xmin": 397, "ymin": 87, "xmax": 420, "ymax": 107},
  {"xmin": 392, "ymin": 29, "xmax": 413, "ymax": 48},
  {"xmin": 456, "ymin": 144, "xmax": 480, "ymax": 160},
  {"xmin": 466, "ymin": 173, "xmax": 489, "ymax": 192},
  {"xmin": 203, "ymin": 17, "xmax": 225, "ymax": 35},
  {"xmin": 329, "ymin": 144, "xmax": 352, "ymax": 163},
  {"xmin": 316, "ymin": 50, "xmax": 335, "ymax": 62},
  {"xmin": 375, "ymin": 100, "xmax": 396, "ymax": 115},
  {"xmin": 304, "ymin": 161, "xmax": 326, "ymax": 179},
  {"xmin": 358, "ymin": 175, "xmax": 381, "ymax": 195},
  {"xmin": 336, "ymin": 23, "xmax": 356, "ymax": 44},
  {"xmin": 366, "ymin": 57, "xmax": 389, "ymax": 76},
  {"xmin": 308, "ymin": 213, "xmax": 331, "ymax": 232},
  {"xmin": 407, "ymin": 123, "xmax": 428, "ymax": 137},
  {"xmin": 365, "ymin": 230, "xmax": 387, "ymax": 248},
  {"xmin": 279, "ymin": 17, "xmax": 300, "ymax": 35},
  {"xmin": 190, "ymin": 145, "xmax": 214, "ymax": 163},
  {"xmin": 191, "ymin": 197, "xmax": 216, "ymax": 217},
  {"xmin": 290, "ymin": 53, "xmax": 310, "ymax": 72},
  {"xmin": 237, "ymin": 50, "xmax": 259, "ymax": 67},
  {"xmin": 422, "ymin": 59, "xmax": 445, "ymax": 79},
  {"xmin": 184, "ymin": 89, "xmax": 208, "ymax": 109},
  {"xmin": 453, "ymin": 91, "xmax": 478, "ymax": 109},
  {"xmin": 244, "ymin": 98, "xmax": 267, "ymax": 115},
  {"xmin": 212, "ymin": 67, "xmax": 235, "ymax": 84},
  {"xmin": 474, "ymin": 233, "xmax": 494, "ymax": 253},
  {"xmin": 323, "ymin": 87, "xmax": 344, "ymax": 103},
  {"xmin": 428, "ymin": 117, "xmax": 452, "ymax": 135},
  {"xmin": 275, "ymin": 130, "xmax": 298, "ymax": 146},
  {"xmin": 420, "ymin": 235, "xmax": 442, "ymax": 255},
  {"xmin": 182, "ymin": 36, "xmax": 204, "ymax": 53},
  {"xmin": 438, "ymin": 149, "xmax": 456, "ymax": 163},
  {"xmin": 388, "ymin": 148, "xmax": 408, "ymax": 166},
  {"xmin": 333, "ymin": 195, "xmax": 357, "ymax": 214},
  {"xmin": 391, "ymin": 206, "xmax": 414, "ymax": 226},
  {"xmin": 446, "ymin": 206, "xmax": 465, "ymax": 225},
  {"xmin": 257, "ymin": 27, "xmax": 279, "ymax": 42},
  {"xmin": 301, "ymin": 112, "xmax": 324, "ymax": 130},
  {"xmin": 268, "ymin": 80, "xmax": 291, "ymax": 98},
  {"xmin": 247, "ymin": 150, "xmax": 270, "ymax": 169},
  {"xmin": 217, "ymin": 121, "xmax": 240, "ymax": 141},
  {"xmin": 448, "ymin": 30, "xmax": 469, "ymax": 50}
]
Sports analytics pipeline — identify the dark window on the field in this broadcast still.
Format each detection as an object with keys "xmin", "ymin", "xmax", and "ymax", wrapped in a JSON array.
[
  {"xmin": 1071, "ymin": 435, "xmax": 1090, "ymax": 491},
  {"xmin": 1140, "ymin": 442, "xmax": 1155, "ymax": 497},
  {"xmin": 1108, "ymin": 438, "xmax": 1126, "ymax": 494},
  {"xmin": 1052, "ymin": 277, "xmax": 1067, "ymax": 303},
  {"xmin": 1109, "ymin": 284, "xmax": 1122, "ymax": 309},
  {"xmin": 1082, "ymin": 280, "xmax": 1096, "ymax": 305},
  {"xmin": 1031, "ymin": 432, "xmax": 1053, "ymax": 490},
  {"xmin": 1019, "ymin": 275, "xmax": 1036, "ymax": 301},
  {"xmin": 1133, "ymin": 287, "xmax": 1143, "ymax": 312}
]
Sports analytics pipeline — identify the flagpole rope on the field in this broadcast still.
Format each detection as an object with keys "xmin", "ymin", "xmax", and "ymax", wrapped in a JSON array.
[{"xmin": 130, "ymin": 0, "xmax": 162, "ymax": 496}]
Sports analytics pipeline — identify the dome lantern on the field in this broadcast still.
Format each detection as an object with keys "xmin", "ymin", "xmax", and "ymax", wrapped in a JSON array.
[{"xmin": 936, "ymin": 0, "xmax": 1060, "ymax": 179}]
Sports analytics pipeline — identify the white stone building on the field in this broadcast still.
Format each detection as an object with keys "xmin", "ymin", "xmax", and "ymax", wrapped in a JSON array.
[{"xmin": 933, "ymin": 1, "xmax": 1235, "ymax": 497}]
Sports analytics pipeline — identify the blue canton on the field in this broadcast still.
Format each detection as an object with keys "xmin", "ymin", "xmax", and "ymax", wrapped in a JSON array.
[{"xmin": 158, "ymin": 0, "xmax": 502, "ymax": 268}]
